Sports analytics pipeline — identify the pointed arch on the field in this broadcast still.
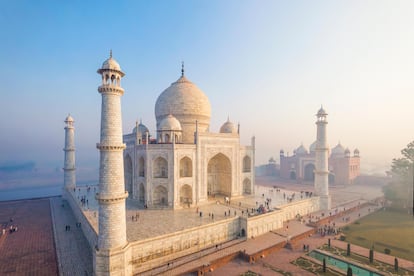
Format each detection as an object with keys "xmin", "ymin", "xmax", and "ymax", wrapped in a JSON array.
[
  {"xmin": 243, "ymin": 178, "xmax": 251, "ymax": 194},
  {"xmin": 138, "ymin": 183, "xmax": 145, "ymax": 203},
  {"xmin": 180, "ymin": 156, "xmax": 192, "ymax": 177},
  {"xmin": 304, "ymin": 163, "xmax": 315, "ymax": 181},
  {"xmin": 153, "ymin": 185, "xmax": 168, "ymax": 206},
  {"xmin": 207, "ymin": 153, "xmax": 232, "ymax": 197},
  {"xmin": 180, "ymin": 184, "xmax": 192, "ymax": 206},
  {"xmin": 124, "ymin": 154, "xmax": 133, "ymax": 197},
  {"xmin": 153, "ymin": 157, "xmax": 168, "ymax": 178},
  {"xmin": 243, "ymin": 155, "xmax": 251, "ymax": 172},
  {"xmin": 138, "ymin": 156, "xmax": 145, "ymax": 177}
]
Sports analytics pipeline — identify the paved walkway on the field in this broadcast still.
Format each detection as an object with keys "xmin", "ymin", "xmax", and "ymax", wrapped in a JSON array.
[
  {"xmin": 50, "ymin": 197, "xmax": 93, "ymax": 276},
  {"xmin": 0, "ymin": 198, "xmax": 58, "ymax": 275}
]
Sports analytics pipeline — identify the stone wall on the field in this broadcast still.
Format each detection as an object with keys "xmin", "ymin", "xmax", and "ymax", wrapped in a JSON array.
[
  {"xmin": 247, "ymin": 197, "xmax": 320, "ymax": 238},
  {"xmin": 128, "ymin": 217, "xmax": 240, "ymax": 274}
]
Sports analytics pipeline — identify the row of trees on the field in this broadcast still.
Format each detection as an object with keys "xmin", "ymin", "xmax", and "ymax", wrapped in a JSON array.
[{"xmin": 383, "ymin": 141, "xmax": 414, "ymax": 211}]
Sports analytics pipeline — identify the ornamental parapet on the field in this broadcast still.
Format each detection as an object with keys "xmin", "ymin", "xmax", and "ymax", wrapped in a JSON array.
[
  {"xmin": 95, "ymin": 192, "xmax": 128, "ymax": 204},
  {"xmin": 98, "ymin": 85, "xmax": 124, "ymax": 95},
  {"xmin": 96, "ymin": 143, "xmax": 126, "ymax": 150},
  {"xmin": 63, "ymin": 147, "xmax": 75, "ymax": 151},
  {"xmin": 63, "ymin": 167, "xmax": 76, "ymax": 171}
]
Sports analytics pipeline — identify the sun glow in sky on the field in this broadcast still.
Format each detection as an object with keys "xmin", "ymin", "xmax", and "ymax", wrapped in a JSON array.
[{"xmin": 1, "ymin": 1, "xmax": 414, "ymax": 174}]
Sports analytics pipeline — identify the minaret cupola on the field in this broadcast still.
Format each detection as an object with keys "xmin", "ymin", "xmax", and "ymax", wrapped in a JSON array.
[{"xmin": 97, "ymin": 50, "xmax": 125, "ymax": 91}]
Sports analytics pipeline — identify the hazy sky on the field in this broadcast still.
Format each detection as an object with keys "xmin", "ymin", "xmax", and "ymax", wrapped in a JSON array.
[{"xmin": 1, "ymin": 1, "xmax": 413, "ymax": 174}]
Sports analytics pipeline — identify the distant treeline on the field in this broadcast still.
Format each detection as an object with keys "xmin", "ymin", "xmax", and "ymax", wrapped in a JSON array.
[{"xmin": 0, "ymin": 161, "xmax": 36, "ymax": 173}]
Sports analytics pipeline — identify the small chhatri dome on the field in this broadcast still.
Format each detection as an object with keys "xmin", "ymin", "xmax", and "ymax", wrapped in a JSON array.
[
  {"xmin": 65, "ymin": 114, "xmax": 74, "ymax": 123},
  {"xmin": 158, "ymin": 114, "xmax": 182, "ymax": 131},
  {"xmin": 133, "ymin": 120, "xmax": 149, "ymax": 134},
  {"xmin": 296, "ymin": 144, "xmax": 308, "ymax": 155},
  {"xmin": 98, "ymin": 50, "xmax": 123, "ymax": 73},
  {"xmin": 220, "ymin": 117, "xmax": 237, "ymax": 134},
  {"xmin": 344, "ymin": 147, "xmax": 351, "ymax": 156},
  {"xmin": 354, "ymin": 148, "xmax": 360, "ymax": 155},
  {"xmin": 317, "ymin": 105, "xmax": 327, "ymax": 116}
]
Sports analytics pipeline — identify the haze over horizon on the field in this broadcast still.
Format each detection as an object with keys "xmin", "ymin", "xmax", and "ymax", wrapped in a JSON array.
[{"xmin": 1, "ymin": 1, "xmax": 414, "ymax": 176}]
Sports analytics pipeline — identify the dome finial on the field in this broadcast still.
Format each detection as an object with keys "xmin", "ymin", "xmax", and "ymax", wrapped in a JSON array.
[
  {"xmin": 181, "ymin": 61, "xmax": 184, "ymax": 77},
  {"xmin": 110, "ymin": 49, "xmax": 112, "ymax": 58}
]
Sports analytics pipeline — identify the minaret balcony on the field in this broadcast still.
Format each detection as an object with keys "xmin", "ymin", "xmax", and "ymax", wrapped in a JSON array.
[
  {"xmin": 96, "ymin": 143, "xmax": 126, "ymax": 151},
  {"xmin": 98, "ymin": 85, "xmax": 124, "ymax": 95}
]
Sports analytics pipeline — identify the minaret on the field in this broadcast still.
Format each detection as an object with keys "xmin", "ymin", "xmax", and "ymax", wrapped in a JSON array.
[
  {"xmin": 314, "ymin": 106, "xmax": 331, "ymax": 210},
  {"xmin": 63, "ymin": 114, "xmax": 76, "ymax": 197},
  {"xmin": 94, "ymin": 52, "xmax": 128, "ymax": 275}
]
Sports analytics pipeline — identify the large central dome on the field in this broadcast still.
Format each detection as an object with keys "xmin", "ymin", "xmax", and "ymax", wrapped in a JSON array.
[{"xmin": 155, "ymin": 74, "xmax": 211, "ymax": 143}]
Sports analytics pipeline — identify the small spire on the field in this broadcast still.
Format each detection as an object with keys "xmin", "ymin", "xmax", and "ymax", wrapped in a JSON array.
[
  {"xmin": 181, "ymin": 61, "xmax": 184, "ymax": 77},
  {"xmin": 110, "ymin": 49, "xmax": 112, "ymax": 58},
  {"xmin": 140, "ymin": 118, "xmax": 142, "ymax": 124}
]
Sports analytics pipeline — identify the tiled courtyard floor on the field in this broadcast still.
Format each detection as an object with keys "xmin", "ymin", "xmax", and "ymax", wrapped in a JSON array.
[
  {"xmin": 0, "ymin": 198, "xmax": 58, "ymax": 275},
  {"xmin": 50, "ymin": 197, "xmax": 93, "ymax": 276},
  {"xmin": 71, "ymin": 183, "xmax": 312, "ymax": 242}
]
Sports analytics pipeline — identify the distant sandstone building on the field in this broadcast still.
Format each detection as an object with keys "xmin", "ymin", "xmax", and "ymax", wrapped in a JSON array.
[{"xmin": 279, "ymin": 142, "xmax": 360, "ymax": 185}]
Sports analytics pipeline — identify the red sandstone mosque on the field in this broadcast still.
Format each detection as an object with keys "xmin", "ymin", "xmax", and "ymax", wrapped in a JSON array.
[{"xmin": 279, "ymin": 142, "xmax": 360, "ymax": 185}]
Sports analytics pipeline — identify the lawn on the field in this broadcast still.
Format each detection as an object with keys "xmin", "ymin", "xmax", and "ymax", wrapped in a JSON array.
[{"xmin": 342, "ymin": 209, "xmax": 414, "ymax": 261}]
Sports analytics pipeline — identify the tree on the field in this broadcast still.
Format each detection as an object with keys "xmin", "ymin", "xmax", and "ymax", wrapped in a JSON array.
[{"xmin": 383, "ymin": 141, "xmax": 414, "ymax": 210}]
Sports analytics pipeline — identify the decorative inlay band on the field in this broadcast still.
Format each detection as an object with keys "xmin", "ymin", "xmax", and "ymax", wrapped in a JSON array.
[
  {"xmin": 95, "ymin": 192, "xmax": 128, "ymax": 203},
  {"xmin": 96, "ymin": 143, "xmax": 126, "ymax": 150},
  {"xmin": 98, "ymin": 86, "xmax": 124, "ymax": 95}
]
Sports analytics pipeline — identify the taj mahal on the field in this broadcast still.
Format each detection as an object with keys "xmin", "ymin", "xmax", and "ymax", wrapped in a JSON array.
[
  {"xmin": 122, "ymin": 62, "xmax": 254, "ymax": 209},
  {"xmin": 62, "ymin": 53, "xmax": 331, "ymax": 275}
]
